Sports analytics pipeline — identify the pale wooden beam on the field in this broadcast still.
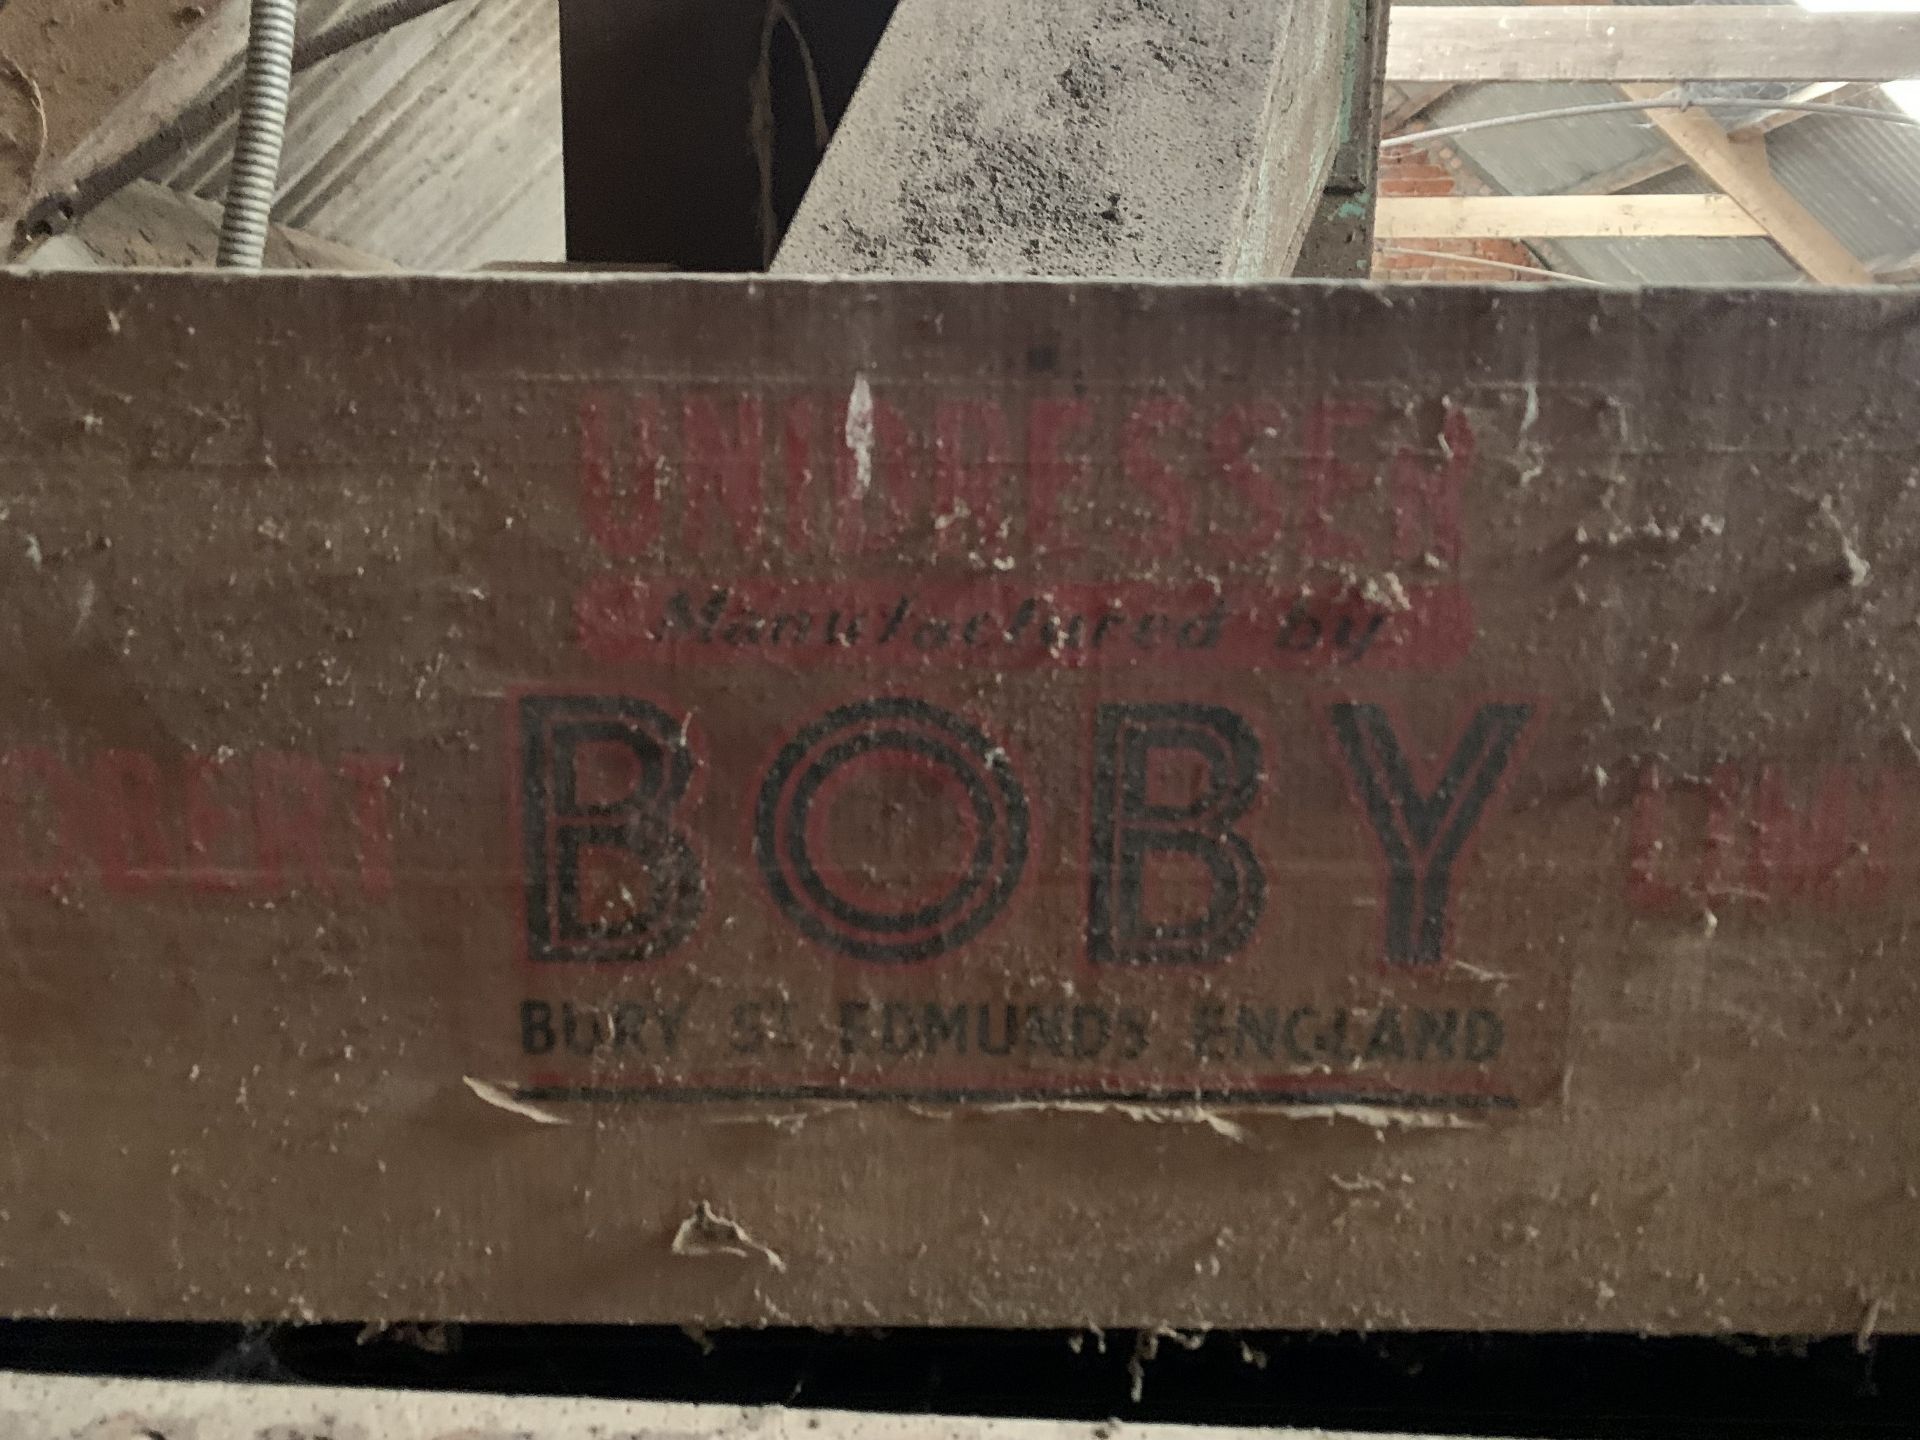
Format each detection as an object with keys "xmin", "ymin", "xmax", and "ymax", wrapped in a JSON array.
[
  {"xmin": 1376, "ymin": 193, "xmax": 1768, "ymax": 239},
  {"xmin": 1726, "ymin": 81, "xmax": 1871, "ymax": 141},
  {"xmin": 1563, "ymin": 83, "xmax": 1875, "ymax": 197},
  {"xmin": 1388, "ymin": 6, "xmax": 1920, "ymax": 83},
  {"xmin": 1617, "ymin": 83, "xmax": 1873, "ymax": 285}
]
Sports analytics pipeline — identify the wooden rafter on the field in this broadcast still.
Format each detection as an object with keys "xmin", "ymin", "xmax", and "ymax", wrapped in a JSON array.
[
  {"xmin": 1388, "ymin": 6, "xmax": 1920, "ymax": 84},
  {"xmin": 1616, "ymin": 83, "xmax": 1873, "ymax": 285},
  {"xmin": 1561, "ymin": 84, "xmax": 1876, "ymax": 198},
  {"xmin": 1376, "ymin": 194, "xmax": 1768, "ymax": 239},
  {"xmin": 1381, "ymin": 82, "xmax": 1455, "ymax": 135}
]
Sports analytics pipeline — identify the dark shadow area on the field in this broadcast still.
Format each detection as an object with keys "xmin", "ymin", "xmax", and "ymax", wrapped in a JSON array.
[
  {"xmin": 558, "ymin": 0, "xmax": 899, "ymax": 269},
  {"xmin": 0, "ymin": 1324, "xmax": 1911, "ymax": 1436}
]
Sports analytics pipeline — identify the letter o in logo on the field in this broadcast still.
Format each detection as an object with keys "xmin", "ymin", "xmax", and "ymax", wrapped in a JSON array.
[{"xmin": 755, "ymin": 698, "xmax": 1029, "ymax": 963}]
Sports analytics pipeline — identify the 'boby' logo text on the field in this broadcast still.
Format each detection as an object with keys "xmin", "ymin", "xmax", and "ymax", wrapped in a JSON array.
[{"xmin": 517, "ymin": 693, "xmax": 1532, "ymax": 971}]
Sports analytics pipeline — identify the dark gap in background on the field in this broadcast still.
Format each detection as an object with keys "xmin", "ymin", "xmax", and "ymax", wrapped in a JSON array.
[
  {"xmin": 558, "ymin": 0, "xmax": 899, "ymax": 270},
  {"xmin": 0, "ymin": 1324, "xmax": 1912, "ymax": 1437}
]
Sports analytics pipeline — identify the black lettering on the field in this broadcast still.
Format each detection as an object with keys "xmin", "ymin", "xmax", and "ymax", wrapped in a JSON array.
[
  {"xmin": 656, "ymin": 997, "xmax": 693, "ymax": 1055},
  {"xmin": 1412, "ymin": 1008, "xmax": 1458, "ymax": 1060},
  {"xmin": 1041, "ymin": 613, "xmax": 1085, "ymax": 651},
  {"xmin": 977, "ymin": 1003, "xmax": 1017, "ymax": 1056},
  {"xmin": 881, "ymin": 1001, "xmax": 921, "ymax": 1056},
  {"xmin": 770, "ymin": 610, "xmax": 814, "ymax": 645},
  {"xmin": 520, "ymin": 695, "xmax": 703, "ymax": 964},
  {"xmin": 1192, "ymin": 1000, "xmax": 1228, "ymax": 1060},
  {"xmin": 836, "ymin": 1000, "xmax": 873, "ymax": 1055},
  {"xmin": 1117, "ymin": 1007, "xmax": 1152, "ymax": 1060},
  {"xmin": 725, "ymin": 998, "xmax": 790, "ymax": 1055},
  {"xmin": 1335, "ymin": 611, "xmax": 1388, "ymax": 665},
  {"xmin": 1177, "ymin": 598, "xmax": 1226, "ymax": 650},
  {"xmin": 876, "ymin": 596, "xmax": 913, "ymax": 644},
  {"xmin": 720, "ymin": 609, "xmax": 765, "ymax": 645},
  {"xmin": 1465, "ymin": 1008, "xmax": 1504, "ymax": 1062},
  {"xmin": 1364, "ymin": 1007, "xmax": 1408, "ymax": 1061},
  {"xmin": 1025, "ymin": 1005, "xmax": 1068, "ymax": 1057},
  {"xmin": 660, "ymin": 587, "xmax": 728, "ymax": 642},
  {"xmin": 1283, "ymin": 1007, "xmax": 1315, "ymax": 1063},
  {"xmin": 1089, "ymin": 703, "xmax": 1265, "ymax": 966},
  {"xmin": 922, "ymin": 1003, "xmax": 969, "ymax": 1055},
  {"xmin": 563, "ymin": 1002, "xmax": 605, "ymax": 1056},
  {"xmin": 613, "ymin": 1003, "xmax": 649, "ymax": 1052},
  {"xmin": 756, "ymin": 698, "xmax": 1029, "ymax": 963},
  {"xmin": 520, "ymin": 1000, "xmax": 555, "ymax": 1055},
  {"xmin": 1329, "ymin": 702, "xmax": 1532, "ymax": 968},
  {"xmin": 1276, "ymin": 600, "xmax": 1322, "ymax": 653},
  {"xmin": 1134, "ymin": 614, "xmax": 1169, "ymax": 649},
  {"xmin": 1316, "ymin": 1008, "xmax": 1353, "ymax": 1061},
  {"xmin": 1234, "ymin": 1005, "xmax": 1278, "ymax": 1060},
  {"xmin": 1070, "ymin": 1005, "xmax": 1111, "ymax": 1058}
]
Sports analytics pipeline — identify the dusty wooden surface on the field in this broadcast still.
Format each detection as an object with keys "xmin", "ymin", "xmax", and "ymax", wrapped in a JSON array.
[{"xmin": 0, "ymin": 274, "xmax": 1915, "ymax": 1333}]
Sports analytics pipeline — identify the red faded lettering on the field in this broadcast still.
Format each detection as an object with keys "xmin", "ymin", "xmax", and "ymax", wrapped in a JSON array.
[
  {"xmin": 341, "ymin": 755, "xmax": 404, "ymax": 896},
  {"xmin": 933, "ymin": 399, "xmax": 1013, "ymax": 558},
  {"xmin": 833, "ymin": 391, "xmax": 918, "ymax": 555},
  {"xmin": 578, "ymin": 393, "xmax": 664, "ymax": 561},
  {"xmin": 681, "ymin": 392, "xmax": 765, "ymax": 554},
  {"xmin": 0, "ymin": 748, "xmax": 84, "ymax": 887},
  {"xmin": 254, "ymin": 753, "xmax": 336, "ymax": 893},
  {"xmin": 1302, "ymin": 398, "xmax": 1377, "ymax": 564},
  {"xmin": 184, "ymin": 751, "xmax": 249, "ymax": 892},
  {"xmin": 91, "ymin": 749, "xmax": 171, "ymax": 891},
  {"xmin": 1391, "ymin": 406, "xmax": 1473, "ymax": 568},
  {"xmin": 1206, "ymin": 401, "xmax": 1287, "ymax": 560},
  {"xmin": 1627, "ymin": 765, "xmax": 1682, "ymax": 910},
  {"xmin": 1121, "ymin": 396, "xmax": 1192, "ymax": 557},
  {"xmin": 781, "ymin": 395, "xmax": 818, "ymax": 555},
  {"xmin": 1629, "ymin": 760, "xmax": 1904, "ymax": 911},
  {"xmin": 1025, "ymin": 397, "xmax": 1094, "ymax": 560}
]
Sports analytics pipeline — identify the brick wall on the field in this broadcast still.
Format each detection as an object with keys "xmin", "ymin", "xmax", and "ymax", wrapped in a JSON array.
[{"xmin": 1372, "ymin": 143, "xmax": 1548, "ymax": 283}]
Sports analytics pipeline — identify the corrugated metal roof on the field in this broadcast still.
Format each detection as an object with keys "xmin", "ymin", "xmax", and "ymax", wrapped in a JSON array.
[
  {"xmin": 147, "ymin": 0, "xmax": 561, "ymax": 270},
  {"xmin": 1416, "ymin": 1, "xmax": 1920, "ymax": 284}
]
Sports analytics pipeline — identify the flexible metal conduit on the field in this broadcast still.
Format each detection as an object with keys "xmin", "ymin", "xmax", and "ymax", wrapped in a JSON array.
[{"xmin": 216, "ymin": 0, "xmax": 299, "ymax": 268}]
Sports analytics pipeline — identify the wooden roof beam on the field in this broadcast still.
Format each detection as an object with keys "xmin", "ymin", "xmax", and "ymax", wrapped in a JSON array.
[
  {"xmin": 1616, "ymin": 83, "xmax": 1873, "ymax": 285},
  {"xmin": 1562, "ymin": 84, "xmax": 1876, "ymax": 197},
  {"xmin": 1376, "ymin": 194, "xmax": 1769, "ymax": 239},
  {"xmin": 1388, "ymin": 7, "xmax": 1920, "ymax": 84}
]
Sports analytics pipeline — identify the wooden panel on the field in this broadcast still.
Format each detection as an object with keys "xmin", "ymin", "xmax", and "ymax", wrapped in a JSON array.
[
  {"xmin": 0, "ymin": 275, "xmax": 1916, "ymax": 1335},
  {"xmin": 1376, "ymin": 193, "xmax": 1768, "ymax": 238},
  {"xmin": 1388, "ymin": 6, "xmax": 1920, "ymax": 83}
]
